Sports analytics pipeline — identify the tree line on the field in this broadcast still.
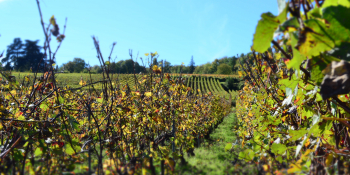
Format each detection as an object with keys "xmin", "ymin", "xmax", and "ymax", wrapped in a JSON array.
[{"xmin": 1, "ymin": 37, "xmax": 249, "ymax": 74}]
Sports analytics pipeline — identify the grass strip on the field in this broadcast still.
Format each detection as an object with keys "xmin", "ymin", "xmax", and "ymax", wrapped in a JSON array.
[{"xmin": 175, "ymin": 110, "xmax": 257, "ymax": 175}]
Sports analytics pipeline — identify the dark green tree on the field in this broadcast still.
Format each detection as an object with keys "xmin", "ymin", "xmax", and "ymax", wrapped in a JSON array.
[
  {"xmin": 1, "ymin": 38, "xmax": 45, "ymax": 72},
  {"xmin": 72, "ymin": 58, "xmax": 87, "ymax": 73},
  {"xmin": 189, "ymin": 56, "xmax": 195, "ymax": 74},
  {"xmin": 63, "ymin": 58, "xmax": 87, "ymax": 73},
  {"xmin": 216, "ymin": 63, "xmax": 232, "ymax": 74},
  {"xmin": 163, "ymin": 61, "xmax": 172, "ymax": 73},
  {"xmin": 1, "ymin": 38, "xmax": 25, "ymax": 71},
  {"xmin": 23, "ymin": 40, "xmax": 45, "ymax": 72},
  {"xmin": 152, "ymin": 58, "xmax": 158, "ymax": 66},
  {"xmin": 210, "ymin": 59, "xmax": 219, "ymax": 73}
]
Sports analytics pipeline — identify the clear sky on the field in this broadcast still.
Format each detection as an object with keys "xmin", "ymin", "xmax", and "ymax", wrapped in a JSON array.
[{"xmin": 0, "ymin": 0, "xmax": 278, "ymax": 67}]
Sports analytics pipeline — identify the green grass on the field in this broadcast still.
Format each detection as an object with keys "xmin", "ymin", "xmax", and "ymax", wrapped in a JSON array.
[
  {"xmin": 175, "ymin": 110, "xmax": 257, "ymax": 175},
  {"xmin": 2, "ymin": 72, "xmax": 139, "ymax": 90}
]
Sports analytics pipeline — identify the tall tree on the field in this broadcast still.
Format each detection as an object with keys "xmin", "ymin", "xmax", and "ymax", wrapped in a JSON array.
[
  {"xmin": 210, "ymin": 59, "xmax": 219, "ymax": 73},
  {"xmin": 63, "ymin": 58, "xmax": 87, "ymax": 73},
  {"xmin": 1, "ymin": 38, "xmax": 25, "ymax": 71},
  {"xmin": 189, "ymin": 55, "xmax": 195, "ymax": 74},
  {"xmin": 1, "ymin": 38, "xmax": 45, "ymax": 72},
  {"xmin": 163, "ymin": 61, "xmax": 172, "ymax": 73},
  {"xmin": 72, "ymin": 58, "xmax": 87, "ymax": 73},
  {"xmin": 23, "ymin": 40, "xmax": 45, "ymax": 72},
  {"xmin": 152, "ymin": 58, "xmax": 158, "ymax": 67},
  {"xmin": 216, "ymin": 63, "xmax": 232, "ymax": 74}
]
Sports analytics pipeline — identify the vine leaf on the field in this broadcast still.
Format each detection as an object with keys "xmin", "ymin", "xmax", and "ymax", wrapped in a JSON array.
[
  {"xmin": 34, "ymin": 147, "xmax": 43, "ymax": 156},
  {"xmin": 238, "ymin": 149, "xmax": 254, "ymax": 162},
  {"xmin": 65, "ymin": 144, "xmax": 75, "ymax": 155},
  {"xmin": 288, "ymin": 47, "xmax": 306, "ymax": 70},
  {"xmin": 252, "ymin": 4, "xmax": 287, "ymax": 53},
  {"xmin": 278, "ymin": 75, "xmax": 300, "ymax": 90},
  {"xmin": 322, "ymin": 5, "xmax": 350, "ymax": 59},
  {"xmin": 277, "ymin": 17, "xmax": 299, "ymax": 33},
  {"xmin": 296, "ymin": 19, "xmax": 335, "ymax": 57},
  {"xmin": 289, "ymin": 128, "xmax": 307, "ymax": 141},
  {"xmin": 322, "ymin": 0, "xmax": 350, "ymax": 9},
  {"xmin": 225, "ymin": 143, "xmax": 232, "ymax": 151},
  {"xmin": 271, "ymin": 143, "xmax": 287, "ymax": 155}
]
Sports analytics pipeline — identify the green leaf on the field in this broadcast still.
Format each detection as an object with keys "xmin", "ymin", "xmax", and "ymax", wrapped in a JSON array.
[
  {"xmin": 40, "ymin": 103, "xmax": 49, "ymax": 111},
  {"xmin": 289, "ymin": 129, "xmax": 307, "ymax": 141},
  {"xmin": 288, "ymin": 49, "xmax": 307, "ymax": 70},
  {"xmin": 65, "ymin": 144, "xmax": 75, "ymax": 155},
  {"xmin": 105, "ymin": 61, "xmax": 110, "ymax": 65},
  {"xmin": 276, "ymin": 2, "xmax": 288, "ymax": 23},
  {"xmin": 59, "ymin": 96, "xmax": 65, "ymax": 104},
  {"xmin": 97, "ymin": 98, "xmax": 103, "ymax": 103},
  {"xmin": 278, "ymin": 76, "xmax": 300, "ymax": 90},
  {"xmin": 252, "ymin": 13, "xmax": 281, "ymax": 53},
  {"xmin": 321, "ymin": 0, "xmax": 350, "ymax": 9},
  {"xmin": 322, "ymin": 5, "xmax": 350, "ymax": 58},
  {"xmin": 225, "ymin": 143, "xmax": 232, "ymax": 151},
  {"xmin": 271, "ymin": 143, "xmax": 287, "ymax": 155},
  {"xmin": 295, "ymin": 19, "xmax": 335, "ymax": 57},
  {"xmin": 18, "ymin": 115, "xmax": 25, "ymax": 120},
  {"xmin": 278, "ymin": 17, "xmax": 300, "ymax": 33},
  {"xmin": 34, "ymin": 147, "xmax": 43, "ymax": 157},
  {"xmin": 286, "ymin": 32, "xmax": 307, "ymax": 70},
  {"xmin": 68, "ymin": 115, "xmax": 80, "ymax": 131},
  {"xmin": 13, "ymin": 149, "xmax": 24, "ymax": 161},
  {"xmin": 308, "ymin": 7, "xmax": 322, "ymax": 18},
  {"xmin": 239, "ymin": 149, "xmax": 255, "ymax": 162}
]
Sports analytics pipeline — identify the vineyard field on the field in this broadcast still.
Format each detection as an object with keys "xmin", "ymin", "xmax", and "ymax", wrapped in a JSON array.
[{"xmin": 1, "ymin": 72, "xmax": 240, "ymax": 100}]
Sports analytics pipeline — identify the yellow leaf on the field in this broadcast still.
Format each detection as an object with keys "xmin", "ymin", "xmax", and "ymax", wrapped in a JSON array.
[
  {"xmin": 79, "ymin": 80, "xmax": 86, "ymax": 86},
  {"xmin": 50, "ymin": 15, "xmax": 56, "ymax": 26},
  {"xmin": 262, "ymin": 164, "xmax": 269, "ymax": 171},
  {"xmin": 304, "ymin": 139, "xmax": 310, "ymax": 148},
  {"xmin": 288, "ymin": 163, "xmax": 302, "ymax": 174},
  {"xmin": 142, "ymin": 168, "xmax": 147, "ymax": 175},
  {"xmin": 275, "ymin": 52, "xmax": 281, "ymax": 60},
  {"xmin": 152, "ymin": 65, "xmax": 158, "ymax": 71},
  {"xmin": 325, "ymin": 153, "xmax": 333, "ymax": 167},
  {"xmin": 145, "ymin": 53, "xmax": 149, "ymax": 56},
  {"xmin": 145, "ymin": 92, "xmax": 152, "ymax": 97},
  {"xmin": 10, "ymin": 90, "xmax": 16, "ymax": 95},
  {"xmin": 165, "ymin": 158, "xmax": 175, "ymax": 171}
]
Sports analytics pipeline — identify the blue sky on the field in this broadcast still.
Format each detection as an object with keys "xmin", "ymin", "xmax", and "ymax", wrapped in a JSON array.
[{"xmin": 0, "ymin": 0, "xmax": 278, "ymax": 67}]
